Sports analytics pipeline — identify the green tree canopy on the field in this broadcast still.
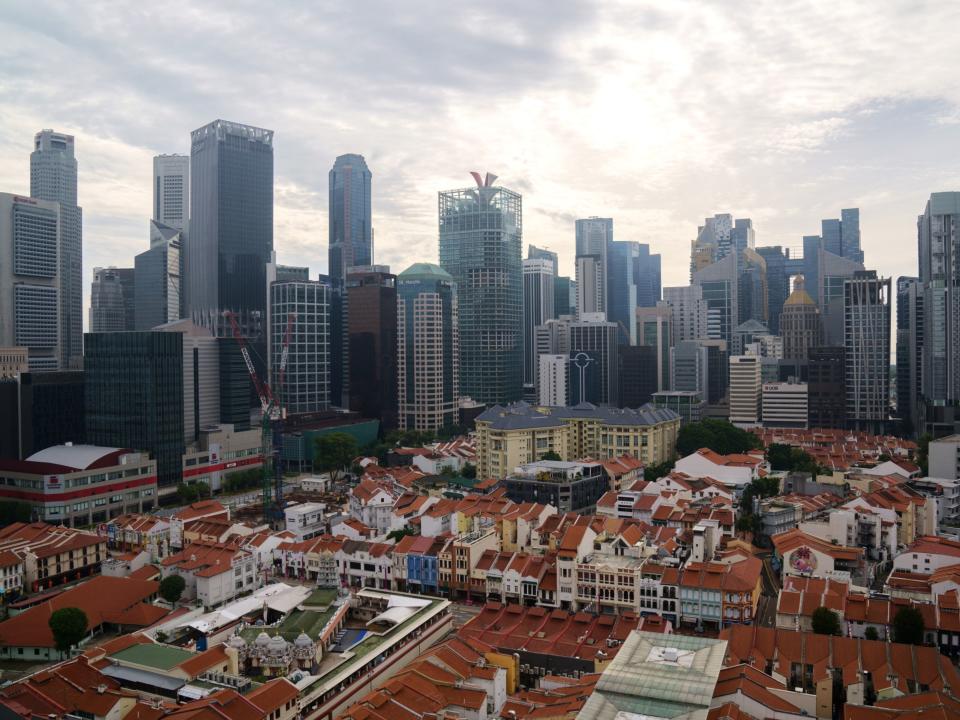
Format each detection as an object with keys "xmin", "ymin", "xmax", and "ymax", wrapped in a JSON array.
[
  {"xmin": 314, "ymin": 432, "xmax": 360, "ymax": 483},
  {"xmin": 676, "ymin": 419, "xmax": 762, "ymax": 457},
  {"xmin": 892, "ymin": 606, "xmax": 925, "ymax": 645},
  {"xmin": 386, "ymin": 527, "xmax": 417, "ymax": 543},
  {"xmin": 48, "ymin": 607, "xmax": 88, "ymax": 655},
  {"xmin": 540, "ymin": 450, "xmax": 562, "ymax": 462},
  {"xmin": 864, "ymin": 626, "xmax": 879, "ymax": 641},
  {"xmin": 643, "ymin": 459, "xmax": 676, "ymax": 482},
  {"xmin": 159, "ymin": 574, "xmax": 187, "ymax": 604},
  {"xmin": 811, "ymin": 606, "xmax": 841, "ymax": 636},
  {"xmin": 461, "ymin": 462, "xmax": 477, "ymax": 479}
]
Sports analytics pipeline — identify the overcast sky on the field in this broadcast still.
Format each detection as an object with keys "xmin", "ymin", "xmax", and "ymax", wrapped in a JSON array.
[{"xmin": 2, "ymin": 1, "xmax": 960, "ymax": 326}]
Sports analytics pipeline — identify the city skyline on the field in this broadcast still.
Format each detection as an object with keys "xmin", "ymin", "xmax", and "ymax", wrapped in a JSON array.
[{"xmin": 2, "ymin": 4, "xmax": 960, "ymax": 329}]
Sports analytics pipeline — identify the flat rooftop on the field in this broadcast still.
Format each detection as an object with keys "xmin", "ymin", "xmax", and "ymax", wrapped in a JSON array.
[{"xmin": 110, "ymin": 643, "xmax": 195, "ymax": 671}]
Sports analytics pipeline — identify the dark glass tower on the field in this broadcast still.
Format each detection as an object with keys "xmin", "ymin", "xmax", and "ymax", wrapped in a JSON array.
[
  {"xmin": 347, "ymin": 267, "xmax": 397, "ymax": 429},
  {"xmin": 439, "ymin": 175, "xmax": 522, "ymax": 405},
  {"xmin": 186, "ymin": 120, "xmax": 273, "ymax": 337},
  {"xmin": 84, "ymin": 331, "xmax": 185, "ymax": 487},
  {"xmin": 328, "ymin": 154, "xmax": 372, "ymax": 409}
]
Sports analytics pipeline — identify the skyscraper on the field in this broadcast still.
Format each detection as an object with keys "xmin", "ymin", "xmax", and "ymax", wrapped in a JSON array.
[
  {"xmin": 329, "ymin": 154, "xmax": 373, "ymax": 409},
  {"xmin": 89, "ymin": 266, "xmax": 135, "ymax": 332},
  {"xmin": 663, "ymin": 285, "xmax": 708, "ymax": 344},
  {"xmin": 693, "ymin": 252, "xmax": 737, "ymax": 345},
  {"xmin": 347, "ymin": 266, "xmax": 397, "ymax": 429},
  {"xmin": 528, "ymin": 245, "xmax": 558, "ymax": 275},
  {"xmin": 896, "ymin": 276, "xmax": 923, "ymax": 433},
  {"xmin": 0, "ymin": 193, "xmax": 61, "ymax": 371},
  {"xmin": 270, "ymin": 280, "xmax": 331, "ymax": 415},
  {"xmin": 737, "ymin": 247, "xmax": 768, "ymax": 327},
  {"xmin": 780, "ymin": 275, "xmax": 822, "ymax": 362},
  {"xmin": 522, "ymin": 257, "xmax": 556, "ymax": 393},
  {"xmin": 607, "ymin": 241, "xmax": 637, "ymax": 344},
  {"xmin": 84, "ymin": 330, "xmax": 184, "ymax": 487},
  {"xmin": 570, "ymin": 316, "xmax": 619, "ymax": 406},
  {"xmin": 397, "ymin": 263, "xmax": 459, "ymax": 431},
  {"xmin": 729, "ymin": 354, "xmax": 761, "ymax": 428},
  {"xmin": 153, "ymin": 154, "xmax": 190, "ymax": 231},
  {"xmin": 186, "ymin": 119, "xmax": 273, "ymax": 337},
  {"xmin": 636, "ymin": 305, "xmax": 672, "ymax": 392},
  {"xmin": 439, "ymin": 174, "xmax": 522, "ymax": 405},
  {"xmin": 575, "ymin": 217, "xmax": 612, "ymax": 318},
  {"xmin": 916, "ymin": 192, "xmax": 960, "ymax": 436},
  {"xmin": 634, "ymin": 243, "xmax": 662, "ymax": 309},
  {"xmin": 844, "ymin": 271, "xmax": 891, "ymax": 433},
  {"xmin": 135, "ymin": 221, "xmax": 183, "ymax": 330},
  {"xmin": 555, "ymin": 276, "xmax": 576, "ymax": 317},
  {"xmin": 756, "ymin": 246, "xmax": 788, "ymax": 334},
  {"xmin": 808, "ymin": 346, "xmax": 846, "ymax": 429},
  {"xmin": 821, "ymin": 208, "xmax": 863, "ymax": 264},
  {"xmin": 31, "ymin": 129, "xmax": 81, "ymax": 369}
]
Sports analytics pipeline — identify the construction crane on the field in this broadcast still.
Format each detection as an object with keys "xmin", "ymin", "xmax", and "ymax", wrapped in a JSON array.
[{"xmin": 224, "ymin": 310, "xmax": 295, "ymax": 522}]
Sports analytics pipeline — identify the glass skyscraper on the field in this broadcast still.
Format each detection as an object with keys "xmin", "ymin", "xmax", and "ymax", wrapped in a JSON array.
[
  {"xmin": 328, "ymin": 154, "xmax": 372, "ymax": 409},
  {"xmin": 31, "ymin": 129, "xmax": 82, "ymax": 369},
  {"xmin": 89, "ymin": 266, "xmax": 135, "ymax": 332},
  {"xmin": 439, "ymin": 177, "xmax": 522, "ymax": 405},
  {"xmin": 186, "ymin": 120, "xmax": 273, "ymax": 337},
  {"xmin": 135, "ymin": 221, "xmax": 183, "ymax": 330},
  {"xmin": 270, "ymin": 280, "xmax": 330, "ymax": 414}
]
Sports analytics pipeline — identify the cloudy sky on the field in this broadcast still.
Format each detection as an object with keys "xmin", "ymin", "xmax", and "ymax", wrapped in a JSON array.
[{"xmin": 2, "ymin": 1, "xmax": 960, "ymax": 325}]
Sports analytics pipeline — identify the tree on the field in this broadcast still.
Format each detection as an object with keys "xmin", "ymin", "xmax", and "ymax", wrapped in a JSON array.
[
  {"xmin": 48, "ymin": 607, "xmax": 88, "ymax": 656},
  {"xmin": 676, "ymin": 419, "xmax": 762, "ymax": 457},
  {"xmin": 159, "ymin": 574, "xmax": 186, "ymax": 604},
  {"xmin": 864, "ymin": 626, "xmax": 879, "ymax": 641},
  {"xmin": 461, "ymin": 462, "xmax": 477, "ymax": 480},
  {"xmin": 386, "ymin": 527, "xmax": 417, "ymax": 543},
  {"xmin": 644, "ymin": 459, "xmax": 675, "ymax": 482},
  {"xmin": 892, "ymin": 606, "xmax": 925, "ymax": 645},
  {"xmin": 766, "ymin": 443, "xmax": 794, "ymax": 471},
  {"xmin": 0, "ymin": 500, "xmax": 34, "ymax": 524},
  {"xmin": 917, "ymin": 433, "xmax": 932, "ymax": 476},
  {"xmin": 811, "ymin": 607, "xmax": 841, "ymax": 636},
  {"xmin": 540, "ymin": 450, "xmax": 562, "ymax": 461},
  {"xmin": 314, "ymin": 432, "xmax": 360, "ymax": 484}
]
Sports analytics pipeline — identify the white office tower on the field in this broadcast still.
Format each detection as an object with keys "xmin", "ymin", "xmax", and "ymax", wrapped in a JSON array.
[
  {"xmin": 664, "ymin": 285, "xmax": 709, "ymax": 343},
  {"xmin": 844, "ymin": 270, "xmax": 891, "ymax": 433},
  {"xmin": 153, "ymin": 154, "xmax": 190, "ymax": 231},
  {"xmin": 523, "ymin": 257, "xmax": 556, "ymax": 392},
  {"xmin": 762, "ymin": 381, "xmax": 808, "ymax": 429},
  {"xmin": 729, "ymin": 354, "xmax": 761, "ymax": 427},
  {"xmin": 539, "ymin": 354, "xmax": 569, "ymax": 406},
  {"xmin": 0, "ymin": 193, "xmax": 61, "ymax": 371}
]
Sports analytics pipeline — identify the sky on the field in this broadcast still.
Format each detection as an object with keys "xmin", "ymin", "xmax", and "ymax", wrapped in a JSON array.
[{"xmin": 2, "ymin": 1, "xmax": 960, "ymax": 328}]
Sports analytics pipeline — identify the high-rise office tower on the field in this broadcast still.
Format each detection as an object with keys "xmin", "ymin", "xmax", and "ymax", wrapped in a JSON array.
[
  {"xmin": 634, "ymin": 243, "xmax": 662, "ymax": 309},
  {"xmin": 693, "ymin": 252, "xmax": 738, "ymax": 346},
  {"xmin": 89, "ymin": 267, "xmax": 135, "ymax": 332},
  {"xmin": 157, "ymin": 319, "xmax": 221, "ymax": 444},
  {"xmin": 439, "ymin": 174, "xmax": 522, "ymax": 405},
  {"xmin": 731, "ymin": 218, "xmax": 756, "ymax": 254},
  {"xmin": 729, "ymin": 354, "xmax": 761, "ymax": 427},
  {"xmin": 153, "ymin": 154, "xmax": 190, "ymax": 231},
  {"xmin": 738, "ymin": 247, "xmax": 768, "ymax": 326},
  {"xmin": 896, "ymin": 276, "xmax": 923, "ymax": 433},
  {"xmin": 329, "ymin": 154, "xmax": 372, "ymax": 409},
  {"xmin": 671, "ymin": 340, "xmax": 709, "ymax": 400},
  {"xmin": 0, "ymin": 193, "xmax": 61, "ymax": 372},
  {"xmin": 691, "ymin": 214, "xmax": 733, "ymax": 275},
  {"xmin": 186, "ymin": 120, "xmax": 273, "ymax": 338},
  {"xmin": 0, "ymin": 370, "xmax": 85, "ymax": 459},
  {"xmin": 636, "ymin": 304, "xmax": 672, "ymax": 392},
  {"xmin": 539, "ymin": 355, "xmax": 569, "ymax": 406},
  {"xmin": 606, "ymin": 241, "xmax": 637, "ymax": 344},
  {"xmin": 84, "ymin": 331, "xmax": 185, "ymax": 487},
  {"xmin": 528, "ymin": 245, "xmax": 558, "ymax": 275},
  {"xmin": 31, "ymin": 130, "xmax": 81, "ymax": 369},
  {"xmin": 780, "ymin": 275, "xmax": 822, "ymax": 362},
  {"xmin": 270, "ymin": 280, "xmax": 330, "ymax": 415},
  {"xmin": 808, "ymin": 346, "xmax": 846, "ymax": 429},
  {"xmin": 844, "ymin": 271, "xmax": 891, "ymax": 433},
  {"xmin": 575, "ymin": 217, "xmax": 612, "ymax": 318},
  {"xmin": 917, "ymin": 192, "xmax": 960, "ymax": 436},
  {"xmin": 618, "ymin": 345, "xmax": 659, "ymax": 408},
  {"xmin": 347, "ymin": 266, "xmax": 397, "ymax": 429},
  {"xmin": 570, "ymin": 316, "xmax": 619, "ymax": 406},
  {"xmin": 522, "ymin": 258, "xmax": 556, "ymax": 392},
  {"xmin": 756, "ymin": 246, "xmax": 788, "ymax": 334},
  {"xmin": 663, "ymin": 285, "xmax": 709, "ymax": 344},
  {"xmin": 135, "ymin": 221, "xmax": 183, "ymax": 330},
  {"xmin": 821, "ymin": 208, "xmax": 863, "ymax": 264},
  {"xmin": 397, "ymin": 263, "xmax": 459, "ymax": 431},
  {"xmin": 801, "ymin": 235, "xmax": 864, "ymax": 346},
  {"xmin": 555, "ymin": 276, "xmax": 576, "ymax": 317}
]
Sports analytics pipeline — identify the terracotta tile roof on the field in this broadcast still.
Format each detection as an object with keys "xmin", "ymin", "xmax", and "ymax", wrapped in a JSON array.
[
  {"xmin": 172, "ymin": 499, "xmax": 228, "ymax": 522},
  {"xmin": 771, "ymin": 527, "xmax": 863, "ymax": 562},
  {"xmin": 0, "ymin": 575, "xmax": 159, "ymax": 648},
  {"xmin": 245, "ymin": 677, "xmax": 298, "ymax": 712}
]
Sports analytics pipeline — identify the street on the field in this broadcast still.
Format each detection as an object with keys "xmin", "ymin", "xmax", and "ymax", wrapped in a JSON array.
[{"xmin": 449, "ymin": 601, "xmax": 483, "ymax": 629}]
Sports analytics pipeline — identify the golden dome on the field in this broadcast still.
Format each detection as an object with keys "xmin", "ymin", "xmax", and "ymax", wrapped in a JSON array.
[{"xmin": 784, "ymin": 275, "xmax": 817, "ymax": 307}]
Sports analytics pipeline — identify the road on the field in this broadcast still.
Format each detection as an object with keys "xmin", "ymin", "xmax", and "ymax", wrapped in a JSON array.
[
  {"xmin": 757, "ymin": 553, "xmax": 780, "ymax": 628},
  {"xmin": 449, "ymin": 601, "xmax": 483, "ymax": 629}
]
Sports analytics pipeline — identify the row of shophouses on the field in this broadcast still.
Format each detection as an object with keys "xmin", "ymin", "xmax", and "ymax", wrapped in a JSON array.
[{"xmin": 271, "ymin": 511, "xmax": 761, "ymax": 631}]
